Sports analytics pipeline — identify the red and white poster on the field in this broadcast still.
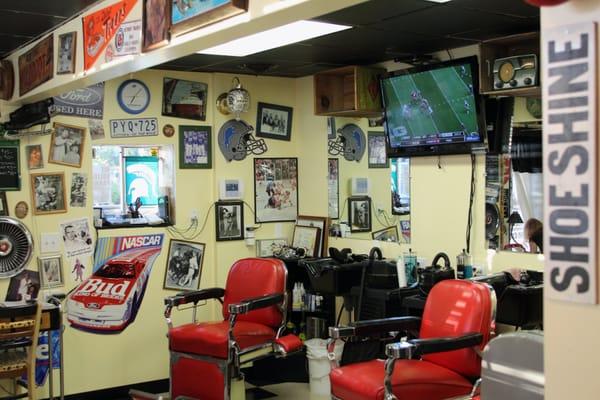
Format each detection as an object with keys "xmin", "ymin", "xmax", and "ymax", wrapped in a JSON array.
[{"xmin": 82, "ymin": 0, "xmax": 137, "ymax": 71}]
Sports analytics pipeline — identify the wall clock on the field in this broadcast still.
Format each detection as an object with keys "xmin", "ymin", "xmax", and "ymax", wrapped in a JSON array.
[{"xmin": 117, "ymin": 79, "xmax": 150, "ymax": 114}]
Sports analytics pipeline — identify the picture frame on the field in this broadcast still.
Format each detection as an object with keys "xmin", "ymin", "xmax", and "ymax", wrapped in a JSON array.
[
  {"xmin": 328, "ymin": 158, "xmax": 339, "ymax": 220},
  {"xmin": 327, "ymin": 117, "xmax": 336, "ymax": 140},
  {"xmin": 368, "ymin": 131, "xmax": 389, "ymax": 168},
  {"xmin": 143, "ymin": 0, "xmax": 171, "ymax": 52},
  {"xmin": 254, "ymin": 158, "xmax": 298, "ymax": 223},
  {"xmin": 215, "ymin": 200, "xmax": 244, "ymax": 241},
  {"xmin": 57, "ymin": 32, "xmax": 76, "ymax": 74},
  {"xmin": 38, "ymin": 256, "xmax": 64, "ymax": 289},
  {"xmin": 25, "ymin": 144, "xmax": 44, "ymax": 170},
  {"xmin": 164, "ymin": 239, "xmax": 205, "ymax": 291},
  {"xmin": 0, "ymin": 192, "xmax": 7, "ymax": 216},
  {"xmin": 49, "ymin": 122, "xmax": 85, "ymax": 168},
  {"xmin": 162, "ymin": 77, "xmax": 208, "ymax": 120},
  {"xmin": 348, "ymin": 196, "xmax": 372, "ymax": 232},
  {"xmin": 171, "ymin": 0, "xmax": 248, "ymax": 37},
  {"xmin": 296, "ymin": 215, "xmax": 329, "ymax": 257},
  {"xmin": 30, "ymin": 172, "xmax": 67, "ymax": 215},
  {"xmin": 6, "ymin": 270, "xmax": 40, "ymax": 301},
  {"xmin": 179, "ymin": 125, "xmax": 212, "ymax": 169},
  {"xmin": 292, "ymin": 225, "xmax": 320, "ymax": 258},
  {"xmin": 256, "ymin": 239, "xmax": 287, "ymax": 258},
  {"xmin": 372, "ymin": 225, "xmax": 399, "ymax": 242},
  {"xmin": 256, "ymin": 102, "xmax": 293, "ymax": 141}
]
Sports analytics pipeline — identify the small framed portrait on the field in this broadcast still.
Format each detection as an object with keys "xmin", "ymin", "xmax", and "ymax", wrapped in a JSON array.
[
  {"xmin": 292, "ymin": 225, "xmax": 320, "ymax": 258},
  {"xmin": 372, "ymin": 225, "xmax": 399, "ymax": 242},
  {"xmin": 26, "ymin": 144, "xmax": 44, "ymax": 170},
  {"xmin": 179, "ymin": 125, "xmax": 211, "ymax": 169},
  {"xmin": 6, "ymin": 270, "xmax": 40, "ymax": 301},
  {"xmin": 328, "ymin": 158, "xmax": 339, "ymax": 220},
  {"xmin": 164, "ymin": 239, "xmax": 205, "ymax": 291},
  {"xmin": 143, "ymin": 0, "xmax": 171, "ymax": 52},
  {"xmin": 70, "ymin": 172, "xmax": 88, "ymax": 207},
  {"xmin": 0, "ymin": 192, "xmax": 7, "ymax": 216},
  {"xmin": 38, "ymin": 256, "xmax": 64, "ymax": 289},
  {"xmin": 348, "ymin": 196, "xmax": 372, "ymax": 233},
  {"xmin": 256, "ymin": 239, "xmax": 287, "ymax": 258},
  {"xmin": 256, "ymin": 102, "xmax": 293, "ymax": 141},
  {"xmin": 215, "ymin": 201, "xmax": 244, "ymax": 241},
  {"xmin": 162, "ymin": 77, "xmax": 208, "ymax": 120},
  {"xmin": 368, "ymin": 131, "xmax": 389, "ymax": 168},
  {"xmin": 57, "ymin": 32, "xmax": 76, "ymax": 74},
  {"xmin": 296, "ymin": 215, "xmax": 329, "ymax": 257},
  {"xmin": 327, "ymin": 117, "xmax": 336, "ymax": 140},
  {"xmin": 30, "ymin": 173, "xmax": 67, "ymax": 215},
  {"xmin": 50, "ymin": 122, "xmax": 85, "ymax": 168}
]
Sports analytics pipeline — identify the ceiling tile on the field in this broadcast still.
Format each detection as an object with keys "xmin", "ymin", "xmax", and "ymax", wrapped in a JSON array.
[
  {"xmin": 0, "ymin": 0, "xmax": 97, "ymax": 18},
  {"xmin": 316, "ymin": 0, "xmax": 435, "ymax": 26},
  {"xmin": 453, "ymin": 0, "xmax": 539, "ymax": 18}
]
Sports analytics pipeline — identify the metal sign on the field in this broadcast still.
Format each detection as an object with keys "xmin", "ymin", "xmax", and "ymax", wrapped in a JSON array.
[
  {"xmin": 18, "ymin": 34, "xmax": 53, "ymax": 96},
  {"xmin": 51, "ymin": 82, "xmax": 105, "ymax": 119},
  {"xmin": 543, "ymin": 22, "xmax": 597, "ymax": 304},
  {"xmin": 110, "ymin": 118, "xmax": 158, "ymax": 138}
]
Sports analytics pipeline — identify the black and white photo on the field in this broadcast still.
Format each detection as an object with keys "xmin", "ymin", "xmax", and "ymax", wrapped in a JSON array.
[
  {"xmin": 368, "ymin": 131, "xmax": 388, "ymax": 168},
  {"xmin": 57, "ymin": 32, "xmax": 76, "ymax": 74},
  {"xmin": 30, "ymin": 173, "xmax": 67, "ymax": 215},
  {"xmin": 38, "ymin": 256, "xmax": 64, "ymax": 289},
  {"xmin": 60, "ymin": 218, "xmax": 94, "ymax": 258},
  {"xmin": 164, "ymin": 240, "xmax": 205, "ymax": 291},
  {"xmin": 88, "ymin": 119, "xmax": 105, "ymax": 140},
  {"xmin": 256, "ymin": 102, "xmax": 293, "ymax": 141},
  {"xmin": 215, "ymin": 201, "xmax": 244, "ymax": 241},
  {"xmin": 348, "ymin": 196, "xmax": 372, "ymax": 232},
  {"xmin": 70, "ymin": 172, "xmax": 88, "ymax": 207},
  {"xmin": 50, "ymin": 122, "xmax": 85, "ymax": 168}
]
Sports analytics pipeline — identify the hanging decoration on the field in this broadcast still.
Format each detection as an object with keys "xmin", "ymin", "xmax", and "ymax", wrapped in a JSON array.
[
  {"xmin": 218, "ymin": 119, "xmax": 267, "ymax": 162},
  {"xmin": 226, "ymin": 77, "xmax": 250, "ymax": 120},
  {"xmin": 328, "ymin": 123, "xmax": 366, "ymax": 162}
]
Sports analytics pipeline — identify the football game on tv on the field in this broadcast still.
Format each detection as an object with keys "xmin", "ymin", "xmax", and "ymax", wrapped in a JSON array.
[{"xmin": 381, "ymin": 56, "xmax": 484, "ymax": 157}]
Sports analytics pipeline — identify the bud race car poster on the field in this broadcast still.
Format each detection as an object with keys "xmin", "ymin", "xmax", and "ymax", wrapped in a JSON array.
[{"xmin": 66, "ymin": 234, "xmax": 163, "ymax": 333}]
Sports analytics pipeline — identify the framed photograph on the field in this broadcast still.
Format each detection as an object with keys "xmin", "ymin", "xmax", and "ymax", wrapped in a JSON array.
[
  {"xmin": 0, "ymin": 192, "xmax": 7, "ymax": 216},
  {"xmin": 179, "ymin": 125, "xmax": 211, "ymax": 169},
  {"xmin": 368, "ymin": 131, "xmax": 389, "ymax": 168},
  {"xmin": 38, "ymin": 256, "xmax": 64, "ymax": 289},
  {"xmin": 50, "ymin": 123, "xmax": 85, "ymax": 168},
  {"xmin": 143, "ymin": 0, "xmax": 171, "ymax": 52},
  {"xmin": 372, "ymin": 225, "xmax": 399, "ymax": 242},
  {"xmin": 328, "ymin": 158, "xmax": 339, "ymax": 220},
  {"xmin": 292, "ymin": 225, "xmax": 320, "ymax": 258},
  {"xmin": 26, "ymin": 144, "xmax": 44, "ymax": 170},
  {"xmin": 400, "ymin": 220, "xmax": 411, "ymax": 243},
  {"xmin": 6, "ymin": 270, "xmax": 40, "ymax": 301},
  {"xmin": 30, "ymin": 173, "xmax": 67, "ymax": 215},
  {"xmin": 164, "ymin": 239, "xmax": 205, "ymax": 291},
  {"xmin": 296, "ymin": 215, "xmax": 329, "ymax": 257},
  {"xmin": 57, "ymin": 32, "xmax": 76, "ymax": 74},
  {"xmin": 327, "ymin": 117, "xmax": 336, "ymax": 140},
  {"xmin": 348, "ymin": 196, "xmax": 372, "ymax": 232},
  {"xmin": 162, "ymin": 77, "xmax": 208, "ymax": 120},
  {"xmin": 215, "ymin": 201, "xmax": 244, "ymax": 241},
  {"xmin": 171, "ymin": 0, "xmax": 248, "ymax": 36},
  {"xmin": 254, "ymin": 158, "xmax": 298, "ymax": 223},
  {"xmin": 256, "ymin": 102, "xmax": 293, "ymax": 141},
  {"xmin": 70, "ymin": 172, "xmax": 88, "ymax": 207},
  {"xmin": 256, "ymin": 239, "xmax": 287, "ymax": 258}
]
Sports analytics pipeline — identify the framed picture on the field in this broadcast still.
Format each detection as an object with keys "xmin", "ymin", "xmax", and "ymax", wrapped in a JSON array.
[
  {"xmin": 70, "ymin": 172, "xmax": 88, "ymax": 207},
  {"xmin": 143, "ymin": 0, "xmax": 171, "ymax": 52},
  {"xmin": 296, "ymin": 215, "xmax": 329, "ymax": 257},
  {"xmin": 6, "ymin": 270, "xmax": 40, "ymax": 301},
  {"xmin": 292, "ymin": 225, "xmax": 320, "ymax": 258},
  {"xmin": 256, "ymin": 239, "xmax": 287, "ymax": 258},
  {"xmin": 57, "ymin": 32, "xmax": 76, "ymax": 74},
  {"xmin": 328, "ymin": 158, "xmax": 339, "ymax": 220},
  {"xmin": 179, "ymin": 125, "xmax": 211, "ymax": 169},
  {"xmin": 254, "ymin": 158, "xmax": 298, "ymax": 223},
  {"xmin": 0, "ymin": 192, "xmax": 7, "ymax": 216},
  {"xmin": 256, "ymin": 102, "xmax": 293, "ymax": 141},
  {"xmin": 348, "ymin": 196, "xmax": 372, "ymax": 232},
  {"xmin": 162, "ymin": 77, "xmax": 208, "ymax": 120},
  {"xmin": 368, "ymin": 131, "xmax": 389, "ymax": 168},
  {"xmin": 171, "ymin": 0, "xmax": 248, "ymax": 37},
  {"xmin": 400, "ymin": 220, "xmax": 411, "ymax": 243},
  {"xmin": 49, "ymin": 123, "xmax": 85, "ymax": 168},
  {"xmin": 38, "ymin": 256, "xmax": 64, "ymax": 289},
  {"xmin": 164, "ymin": 239, "xmax": 205, "ymax": 291},
  {"xmin": 327, "ymin": 117, "xmax": 336, "ymax": 140},
  {"xmin": 30, "ymin": 173, "xmax": 67, "ymax": 215},
  {"xmin": 26, "ymin": 144, "xmax": 44, "ymax": 170},
  {"xmin": 372, "ymin": 225, "xmax": 399, "ymax": 242},
  {"xmin": 215, "ymin": 201, "xmax": 244, "ymax": 241}
]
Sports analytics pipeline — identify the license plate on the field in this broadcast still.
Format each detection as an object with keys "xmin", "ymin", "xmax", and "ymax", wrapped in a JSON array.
[{"xmin": 110, "ymin": 118, "xmax": 158, "ymax": 137}]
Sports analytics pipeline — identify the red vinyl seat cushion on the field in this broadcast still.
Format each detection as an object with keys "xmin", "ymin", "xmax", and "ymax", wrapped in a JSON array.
[{"xmin": 169, "ymin": 321, "xmax": 276, "ymax": 359}]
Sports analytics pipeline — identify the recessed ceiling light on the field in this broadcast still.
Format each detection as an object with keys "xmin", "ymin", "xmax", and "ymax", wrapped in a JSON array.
[
  {"xmin": 197, "ymin": 20, "xmax": 351, "ymax": 57},
  {"xmin": 424, "ymin": 0, "xmax": 452, "ymax": 3}
]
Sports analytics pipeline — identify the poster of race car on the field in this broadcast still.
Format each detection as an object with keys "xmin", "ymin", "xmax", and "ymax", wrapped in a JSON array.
[
  {"xmin": 254, "ymin": 158, "xmax": 298, "ymax": 223},
  {"xmin": 66, "ymin": 234, "xmax": 164, "ymax": 333}
]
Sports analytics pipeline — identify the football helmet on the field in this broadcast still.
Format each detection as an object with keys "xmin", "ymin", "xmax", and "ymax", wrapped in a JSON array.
[
  {"xmin": 328, "ymin": 123, "xmax": 366, "ymax": 162},
  {"xmin": 218, "ymin": 119, "xmax": 267, "ymax": 161}
]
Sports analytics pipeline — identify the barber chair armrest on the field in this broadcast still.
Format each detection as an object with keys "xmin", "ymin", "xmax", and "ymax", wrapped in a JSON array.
[
  {"xmin": 164, "ymin": 287, "xmax": 225, "ymax": 307},
  {"xmin": 329, "ymin": 316, "xmax": 422, "ymax": 339},
  {"xmin": 228, "ymin": 293, "xmax": 284, "ymax": 315},
  {"xmin": 386, "ymin": 332, "xmax": 483, "ymax": 360}
]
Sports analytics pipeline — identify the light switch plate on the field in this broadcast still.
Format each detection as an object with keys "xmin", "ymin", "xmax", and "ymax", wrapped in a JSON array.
[{"xmin": 40, "ymin": 233, "xmax": 61, "ymax": 254}]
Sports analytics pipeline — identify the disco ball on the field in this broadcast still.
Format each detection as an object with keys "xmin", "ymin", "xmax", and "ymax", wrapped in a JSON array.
[{"xmin": 227, "ymin": 77, "xmax": 250, "ymax": 120}]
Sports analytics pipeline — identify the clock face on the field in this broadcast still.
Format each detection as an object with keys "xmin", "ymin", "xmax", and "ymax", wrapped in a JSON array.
[
  {"xmin": 499, "ymin": 62, "xmax": 515, "ymax": 83},
  {"xmin": 117, "ymin": 79, "xmax": 150, "ymax": 114}
]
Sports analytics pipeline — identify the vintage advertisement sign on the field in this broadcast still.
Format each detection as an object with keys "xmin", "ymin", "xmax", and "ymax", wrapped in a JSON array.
[
  {"xmin": 543, "ymin": 22, "xmax": 597, "ymax": 304},
  {"xmin": 18, "ymin": 34, "xmax": 53, "ymax": 96},
  {"xmin": 82, "ymin": 0, "xmax": 137, "ymax": 70},
  {"xmin": 110, "ymin": 117, "xmax": 158, "ymax": 138},
  {"xmin": 51, "ymin": 82, "xmax": 105, "ymax": 119},
  {"xmin": 106, "ymin": 20, "xmax": 142, "ymax": 62}
]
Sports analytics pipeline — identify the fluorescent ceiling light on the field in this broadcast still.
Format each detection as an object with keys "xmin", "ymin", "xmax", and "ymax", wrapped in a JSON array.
[
  {"xmin": 198, "ymin": 20, "xmax": 351, "ymax": 57},
  {"xmin": 424, "ymin": 0, "xmax": 452, "ymax": 3}
]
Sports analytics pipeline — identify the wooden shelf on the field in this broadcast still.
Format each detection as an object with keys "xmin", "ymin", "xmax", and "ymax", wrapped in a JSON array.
[{"xmin": 482, "ymin": 86, "xmax": 541, "ymax": 98}]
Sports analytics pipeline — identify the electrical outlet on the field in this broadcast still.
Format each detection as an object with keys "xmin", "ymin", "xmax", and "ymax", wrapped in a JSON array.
[
  {"xmin": 189, "ymin": 209, "xmax": 199, "ymax": 224},
  {"xmin": 40, "ymin": 233, "xmax": 60, "ymax": 254}
]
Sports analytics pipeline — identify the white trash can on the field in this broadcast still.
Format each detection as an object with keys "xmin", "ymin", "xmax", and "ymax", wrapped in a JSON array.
[{"xmin": 305, "ymin": 338, "xmax": 344, "ymax": 396}]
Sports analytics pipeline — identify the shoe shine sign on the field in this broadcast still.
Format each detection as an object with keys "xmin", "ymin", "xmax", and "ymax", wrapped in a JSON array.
[{"xmin": 543, "ymin": 22, "xmax": 597, "ymax": 303}]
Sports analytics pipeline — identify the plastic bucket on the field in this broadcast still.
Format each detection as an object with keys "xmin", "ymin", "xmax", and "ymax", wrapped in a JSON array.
[{"xmin": 305, "ymin": 338, "xmax": 344, "ymax": 396}]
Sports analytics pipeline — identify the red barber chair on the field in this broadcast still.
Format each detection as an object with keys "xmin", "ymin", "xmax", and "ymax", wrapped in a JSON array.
[
  {"xmin": 329, "ymin": 280, "xmax": 496, "ymax": 400},
  {"xmin": 164, "ymin": 258, "xmax": 302, "ymax": 400}
]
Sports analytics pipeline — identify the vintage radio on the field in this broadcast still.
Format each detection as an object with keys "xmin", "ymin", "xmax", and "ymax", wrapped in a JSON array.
[{"xmin": 493, "ymin": 54, "xmax": 538, "ymax": 90}]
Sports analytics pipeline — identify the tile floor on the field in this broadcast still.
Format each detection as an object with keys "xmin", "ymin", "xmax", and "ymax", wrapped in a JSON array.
[{"xmin": 248, "ymin": 382, "xmax": 329, "ymax": 400}]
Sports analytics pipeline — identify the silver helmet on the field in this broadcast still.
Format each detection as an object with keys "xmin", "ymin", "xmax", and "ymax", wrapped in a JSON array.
[
  {"xmin": 328, "ymin": 123, "xmax": 366, "ymax": 162},
  {"xmin": 218, "ymin": 119, "xmax": 267, "ymax": 162}
]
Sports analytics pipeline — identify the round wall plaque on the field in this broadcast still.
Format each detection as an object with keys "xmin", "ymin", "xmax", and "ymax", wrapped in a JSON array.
[
  {"xmin": 15, "ymin": 201, "xmax": 28, "ymax": 219},
  {"xmin": 163, "ymin": 124, "xmax": 175, "ymax": 137}
]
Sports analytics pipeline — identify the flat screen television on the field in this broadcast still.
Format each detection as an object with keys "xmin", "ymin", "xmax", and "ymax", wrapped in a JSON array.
[{"xmin": 381, "ymin": 56, "xmax": 486, "ymax": 157}]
